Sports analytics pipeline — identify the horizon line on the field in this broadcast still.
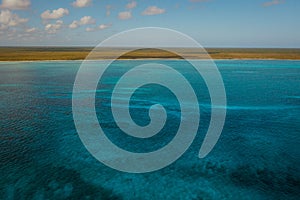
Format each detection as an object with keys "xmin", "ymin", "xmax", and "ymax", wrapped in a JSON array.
[{"xmin": 0, "ymin": 46, "xmax": 300, "ymax": 49}]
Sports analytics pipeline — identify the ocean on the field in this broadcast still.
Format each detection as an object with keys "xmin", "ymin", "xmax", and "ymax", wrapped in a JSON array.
[{"xmin": 0, "ymin": 60, "xmax": 299, "ymax": 199}]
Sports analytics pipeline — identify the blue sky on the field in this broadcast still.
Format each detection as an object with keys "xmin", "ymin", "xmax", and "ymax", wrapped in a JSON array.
[{"xmin": 0, "ymin": 0, "xmax": 299, "ymax": 47}]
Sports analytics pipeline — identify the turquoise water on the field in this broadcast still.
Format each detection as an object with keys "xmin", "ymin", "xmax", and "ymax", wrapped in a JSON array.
[{"xmin": 0, "ymin": 60, "xmax": 300, "ymax": 199}]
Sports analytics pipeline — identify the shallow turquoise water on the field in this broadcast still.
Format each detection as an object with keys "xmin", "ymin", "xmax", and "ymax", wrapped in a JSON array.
[{"xmin": 0, "ymin": 60, "xmax": 300, "ymax": 199}]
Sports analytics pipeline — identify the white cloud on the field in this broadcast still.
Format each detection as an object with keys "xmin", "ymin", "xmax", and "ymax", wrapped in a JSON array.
[
  {"xmin": 86, "ymin": 24, "xmax": 111, "ymax": 32},
  {"xmin": 0, "ymin": 10, "xmax": 28, "ymax": 30},
  {"xmin": 85, "ymin": 27, "xmax": 95, "ymax": 32},
  {"xmin": 69, "ymin": 21, "xmax": 79, "ymax": 29},
  {"xmin": 118, "ymin": 11, "xmax": 132, "ymax": 20},
  {"xmin": 126, "ymin": 1, "xmax": 137, "ymax": 9},
  {"xmin": 1, "ymin": 29, "xmax": 17, "ymax": 39},
  {"xmin": 25, "ymin": 27, "xmax": 37, "ymax": 33},
  {"xmin": 99, "ymin": 24, "xmax": 111, "ymax": 30},
  {"xmin": 72, "ymin": 0, "xmax": 91, "ymax": 8},
  {"xmin": 79, "ymin": 16, "xmax": 95, "ymax": 24},
  {"xmin": 69, "ymin": 16, "xmax": 96, "ymax": 29},
  {"xmin": 106, "ymin": 5, "xmax": 112, "ymax": 16},
  {"xmin": 263, "ymin": 0, "xmax": 284, "ymax": 7},
  {"xmin": 45, "ymin": 20, "xmax": 63, "ymax": 34},
  {"xmin": 142, "ymin": 6, "xmax": 165, "ymax": 15},
  {"xmin": 41, "ymin": 8, "xmax": 69, "ymax": 20},
  {"xmin": 189, "ymin": 0, "xmax": 210, "ymax": 2},
  {"xmin": 0, "ymin": 25, "xmax": 7, "ymax": 30},
  {"xmin": 0, "ymin": 0, "xmax": 30, "ymax": 10}
]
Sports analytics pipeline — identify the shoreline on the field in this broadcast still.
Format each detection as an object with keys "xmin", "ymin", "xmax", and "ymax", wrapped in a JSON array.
[{"xmin": 1, "ymin": 58, "xmax": 300, "ymax": 63}]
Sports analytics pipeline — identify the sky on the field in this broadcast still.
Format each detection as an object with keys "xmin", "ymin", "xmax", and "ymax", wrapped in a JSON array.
[{"xmin": 0, "ymin": 0, "xmax": 299, "ymax": 47}]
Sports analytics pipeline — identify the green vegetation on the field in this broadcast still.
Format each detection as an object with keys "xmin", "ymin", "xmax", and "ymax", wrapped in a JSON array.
[{"xmin": 0, "ymin": 47, "xmax": 300, "ymax": 61}]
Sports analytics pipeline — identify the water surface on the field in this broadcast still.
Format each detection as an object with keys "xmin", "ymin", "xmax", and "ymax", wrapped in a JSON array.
[{"xmin": 0, "ymin": 60, "xmax": 300, "ymax": 199}]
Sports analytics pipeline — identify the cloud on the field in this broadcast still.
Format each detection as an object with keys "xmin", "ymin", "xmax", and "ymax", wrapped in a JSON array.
[
  {"xmin": 126, "ymin": 1, "xmax": 137, "ymax": 9},
  {"xmin": 69, "ymin": 16, "xmax": 96, "ymax": 29},
  {"xmin": 0, "ymin": 0, "xmax": 30, "ymax": 10},
  {"xmin": 45, "ymin": 20, "xmax": 63, "ymax": 34},
  {"xmin": 25, "ymin": 27, "xmax": 37, "ymax": 33},
  {"xmin": 72, "ymin": 0, "xmax": 91, "ymax": 8},
  {"xmin": 189, "ymin": 0, "xmax": 210, "ymax": 2},
  {"xmin": 85, "ymin": 27, "xmax": 95, "ymax": 32},
  {"xmin": 0, "ymin": 10, "xmax": 28, "ymax": 30},
  {"xmin": 262, "ymin": 0, "xmax": 284, "ymax": 7},
  {"xmin": 41, "ymin": 8, "xmax": 69, "ymax": 20},
  {"xmin": 86, "ymin": 24, "xmax": 111, "ymax": 32},
  {"xmin": 106, "ymin": 5, "xmax": 112, "ymax": 16},
  {"xmin": 118, "ymin": 11, "xmax": 132, "ymax": 20},
  {"xmin": 0, "ymin": 28, "xmax": 16, "ymax": 40},
  {"xmin": 142, "ymin": 6, "xmax": 165, "ymax": 15},
  {"xmin": 0, "ymin": 25, "xmax": 7, "ymax": 30},
  {"xmin": 79, "ymin": 16, "xmax": 96, "ymax": 24},
  {"xmin": 69, "ymin": 21, "xmax": 79, "ymax": 29},
  {"xmin": 98, "ymin": 24, "xmax": 111, "ymax": 30}
]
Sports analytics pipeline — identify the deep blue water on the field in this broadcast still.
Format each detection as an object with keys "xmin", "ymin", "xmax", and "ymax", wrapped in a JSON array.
[{"xmin": 0, "ymin": 60, "xmax": 300, "ymax": 199}]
